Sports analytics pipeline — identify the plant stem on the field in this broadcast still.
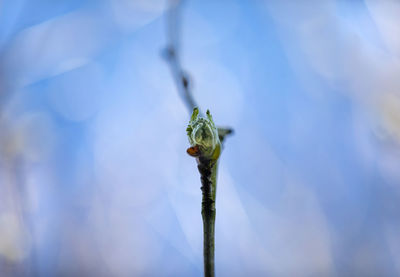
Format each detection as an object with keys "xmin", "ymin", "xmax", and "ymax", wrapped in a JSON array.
[{"xmin": 198, "ymin": 157, "xmax": 218, "ymax": 277}]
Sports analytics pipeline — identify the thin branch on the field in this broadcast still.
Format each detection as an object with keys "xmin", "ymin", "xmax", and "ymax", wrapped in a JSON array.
[
  {"xmin": 163, "ymin": 2, "xmax": 234, "ymax": 277},
  {"xmin": 164, "ymin": 0, "xmax": 198, "ymax": 113},
  {"xmin": 163, "ymin": 0, "xmax": 233, "ymax": 141}
]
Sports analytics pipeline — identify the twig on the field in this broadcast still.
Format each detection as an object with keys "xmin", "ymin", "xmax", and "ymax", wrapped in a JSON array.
[
  {"xmin": 187, "ymin": 108, "xmax": 220, "ymax": 277},
  {"xmin": 163, "ymin": 0, "xmax": 233, "ymax": 141},
  {"xmin": 164, "ymin": 0, "xmax": 198, "ymax": 113},
  {"xmin": 163, "ymin": 2, "xmax": 233, "ymax": 276}
]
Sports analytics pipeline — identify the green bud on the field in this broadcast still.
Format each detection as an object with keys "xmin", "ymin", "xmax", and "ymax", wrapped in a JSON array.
[{"xmin": 187, "ymin": 107, "xmax": 220, "ymax": 159}]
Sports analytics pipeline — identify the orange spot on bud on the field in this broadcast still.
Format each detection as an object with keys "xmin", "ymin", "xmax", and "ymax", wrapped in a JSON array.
[{"xmin": 187, "ymin": 145, "xmax": 200, "ymax": 157}]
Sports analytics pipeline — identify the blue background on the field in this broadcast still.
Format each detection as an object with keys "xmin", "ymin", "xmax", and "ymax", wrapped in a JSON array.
[{"xmin": 1, "ymin": 0, "xmax": 400, "ymax": 276}]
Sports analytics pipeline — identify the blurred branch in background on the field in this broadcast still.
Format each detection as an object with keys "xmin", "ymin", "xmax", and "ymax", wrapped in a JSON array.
[
  {"xmin": 163, "ymin": 0, "xmax": 233, "ymax": 142},
  {"xmin": 164, "ymin": 0, "xmax": 198, "ymax": 113}
]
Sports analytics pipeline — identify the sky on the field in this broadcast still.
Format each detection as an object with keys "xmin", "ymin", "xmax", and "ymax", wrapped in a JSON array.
[{"xmin": 1, "ymin": 0, "xmax": 400, "ymax": 276}]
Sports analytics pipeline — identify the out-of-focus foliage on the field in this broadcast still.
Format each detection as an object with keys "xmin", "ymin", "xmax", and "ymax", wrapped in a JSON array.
[{"xmin": 1, "ymin": 0, "xmax": 400, "ymax": 276}]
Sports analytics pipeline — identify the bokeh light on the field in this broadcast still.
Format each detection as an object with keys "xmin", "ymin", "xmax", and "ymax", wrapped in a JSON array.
[{"xmin": 1, "ymin": 0, "xmax": 400, "ymax": 276}]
